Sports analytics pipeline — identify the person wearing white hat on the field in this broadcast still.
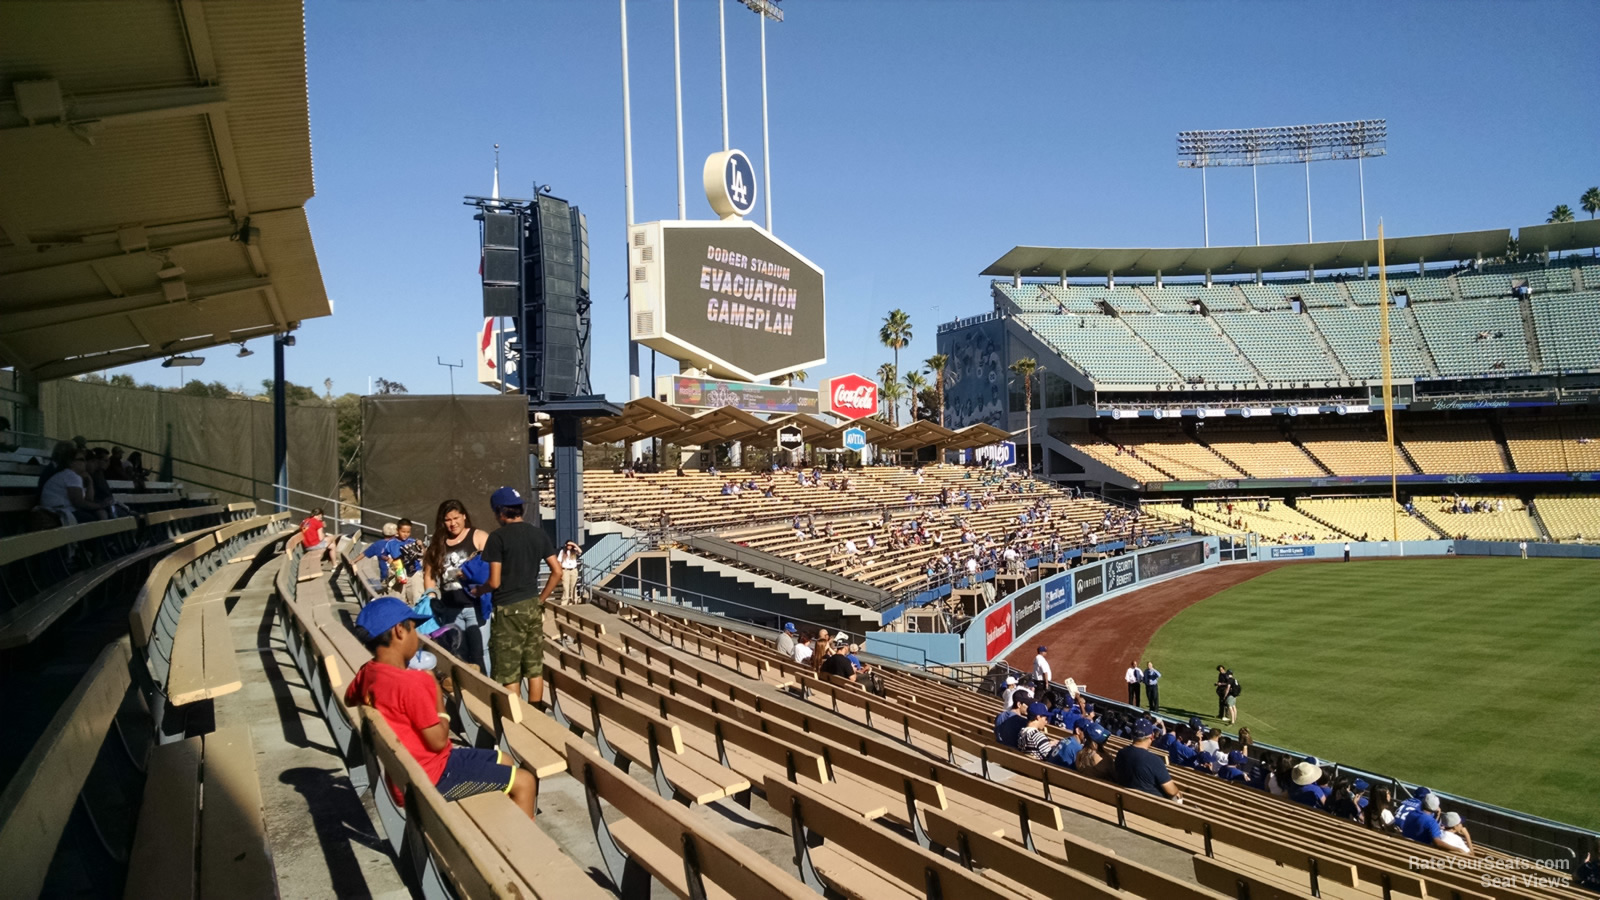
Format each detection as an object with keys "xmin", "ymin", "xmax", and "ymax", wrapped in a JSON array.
[
  {"xmin": 998, "ymin": 674, "xmax": 1019, "ymax": 699},
  {"xmin": 1287, "ymin": 761, "xmax": 1328, "ymax": 810}
]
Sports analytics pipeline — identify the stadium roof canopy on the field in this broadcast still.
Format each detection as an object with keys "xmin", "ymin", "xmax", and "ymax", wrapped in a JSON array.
[
  {"xmin": 576, "ymin": 399, "xmax": 1012, "ymax": 452},
  {"xmin": 1517, "ymin": 219, "xmax": 1600, "ymax": 255},
  {"xmin": 981, "ymin": 228, "xmax": 1515, "ymax": 279},
  {"xmin": 0, "ymin": 1, "xmax": 330, "ymax": 380}
]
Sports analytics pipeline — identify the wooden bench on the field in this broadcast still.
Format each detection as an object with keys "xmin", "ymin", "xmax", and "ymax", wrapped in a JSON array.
[
  {"xmin": 0, "ymin": 516, "xmax": 145, "ymax": 646},
  {"xmin": 128, "ymin": 515, "xmax": 285, "ymax": 740},
  {"xmin": 124, "ymin": 725, "xmax": 276, "ymax": 899},
  {"xmin": 566, "ymin": 743, "xmax": 814, "ymax": 899},
  {"xmin": 0, "ymin": 637, "xmax": 278, "ymax": 899}
]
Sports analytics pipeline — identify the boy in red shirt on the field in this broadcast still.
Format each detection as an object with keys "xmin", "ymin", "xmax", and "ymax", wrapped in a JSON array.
[{"xmin": 345, "ymin": 597, "xmax": 536, "ymax": 819}]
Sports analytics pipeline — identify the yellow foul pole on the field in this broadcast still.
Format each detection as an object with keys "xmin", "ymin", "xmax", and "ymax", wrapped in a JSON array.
[{"xmin": 1377, "ymin": 221, "xmax": 1399, "ymax": 542}]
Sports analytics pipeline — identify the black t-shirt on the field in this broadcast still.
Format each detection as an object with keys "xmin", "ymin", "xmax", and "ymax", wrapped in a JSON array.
[
  {"xmin": 820, "ymin": 653, "xmax": 855, "ymax": 680},
  {"xmin": 1114, "ymin": 744, "xmax": 1172, "ymax": 797},
  {"xmin": 481, "ymin": 521, "xmax": 555, "ymax": 607}
]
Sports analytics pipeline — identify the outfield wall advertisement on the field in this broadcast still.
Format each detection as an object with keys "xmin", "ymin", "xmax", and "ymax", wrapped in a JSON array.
[{"xmin": 965, "ymin": 539, "xmax": 1217, "ymax": 662}]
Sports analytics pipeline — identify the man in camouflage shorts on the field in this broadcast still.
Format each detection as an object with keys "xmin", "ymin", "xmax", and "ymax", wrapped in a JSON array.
[{"xmin": 478, "ymin": 487, "xmax": 562, "ymax": 703}]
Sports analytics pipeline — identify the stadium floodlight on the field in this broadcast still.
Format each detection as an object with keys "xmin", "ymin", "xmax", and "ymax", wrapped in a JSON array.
[
  {"xmin": 161, "ymin": 355, "xmax": 204, "ymax": 368},
  {"xmin": 1177, "ymin": 119, "xmax": 1387, "ymax": 245}
]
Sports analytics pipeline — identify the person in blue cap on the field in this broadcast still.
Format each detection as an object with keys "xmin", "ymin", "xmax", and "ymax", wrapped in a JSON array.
[
  {"xmin": 1115, "ymin": 719, "xmax": 1183, "ymax": 801},
  {"xmin": 478, "ymin": 486, "xmax": 562, "ymax": 701},
  {"xmin": 1016, "ymin": 703, "xmax": 1057, "ymax": 761},
  {"xmin": 776, "ymin": 622, "xmax": 798, "ymax": 658},
  {"xmin": 1217, "ymin": 750, "xmax": 1251, "ymax": 783},
  {"xmin": 344, "ymin": 597, "xmax": 537, "ymax": 819}
]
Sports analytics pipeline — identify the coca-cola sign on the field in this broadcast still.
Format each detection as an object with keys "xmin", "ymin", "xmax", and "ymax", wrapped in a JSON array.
[{"xmin": 824, "ymin": 373, "xmax": 879, "ymax": 420}]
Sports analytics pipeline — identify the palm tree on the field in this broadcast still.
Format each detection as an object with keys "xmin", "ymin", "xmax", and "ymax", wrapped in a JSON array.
[
  {"xmin": 1009, "ymin": 357, "xmax": 1038, "ymax": 477},
  {"xmin": 1583, "ymin": 188, "xmax": 1600, "ymax": 257},
  {"xmin": 902, "ymin": 370, "xmax": 927, "ymax": 422},
  {"xmin": 1547, "ymin": 204, "xmax": 1575, "ymax": 224},
  {"xmin": 790, "ymin": 369, "xmax": 808, "ymax": 383},
  {"xmin": 879, "ymin": 309, "xmax": 913, "ymax": 424},
  {"xmin": 924, "ymin": 353, "xmax": 949, "ymax": 427}
]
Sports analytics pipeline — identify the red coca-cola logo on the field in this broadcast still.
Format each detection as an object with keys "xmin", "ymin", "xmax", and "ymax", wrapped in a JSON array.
[{"xmin": 825, "ymin": 374, "xmax": 878, "ymax": 420}]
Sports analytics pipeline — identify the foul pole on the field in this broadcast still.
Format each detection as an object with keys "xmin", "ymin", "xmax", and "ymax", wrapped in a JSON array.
[{"xmin": 1377, "ymin": 220, "xmax": 1398, "ymax": 542}]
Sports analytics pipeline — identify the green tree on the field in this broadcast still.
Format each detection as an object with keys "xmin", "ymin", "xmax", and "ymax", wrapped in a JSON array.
[
  {"xmin": 924, "ymin": 353, "xmax": 948, "ymax": 428},
  {"xmin": 259, "ymin": 379, "xmax": 322, "ymax": 404},
  {"xmin": 108, "ymin": 373, "xmax": 143, "ymax": 389},
  {"xmin": 1009, "ymin": 357, "xmax": 1038, "ymax": 476},
  {"xmin": 902, "ymin": 370, "xmax": 927, "ymax": 422},
  {"xmin": 178, "ymin": 380, "xmax": 233, "ymax": 399},
  {"xmin": 1547, "ymin": 204, "xmax": 1574, "ymax": 224},
  {"xmin": 374, "ymin": 377, "xmax": 408, "ymax": 394},
  {"xmin": 876, "ymin": 362, "xmax": 902, "ymax": 426},
  {"xmin": 333, "ymin": 392, "xmax": 362, "ymax": 493},
  {"xmin": 878, "ymin": 309, "xmax": 913, "ymax": 425}
]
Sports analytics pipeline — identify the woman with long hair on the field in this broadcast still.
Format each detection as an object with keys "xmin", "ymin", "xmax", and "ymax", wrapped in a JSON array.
[{"xmin": 422, "ymin": 499, "xmax": 490, "ymax": 671}]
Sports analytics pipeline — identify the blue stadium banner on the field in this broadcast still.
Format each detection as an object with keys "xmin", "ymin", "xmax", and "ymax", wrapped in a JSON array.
[
  {"xmin": 1041, "ymin": 571, "xmax": 1072, "ymax": 618},
  {"xmin": 1269, "ymin": 546, "xmax": 1314, "ymax": 558}
]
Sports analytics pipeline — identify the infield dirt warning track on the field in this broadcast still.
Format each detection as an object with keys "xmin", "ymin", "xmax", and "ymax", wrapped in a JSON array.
[{"xmin": 1004, "ymin": 560, "xmax": 1311, "ymax": 698}]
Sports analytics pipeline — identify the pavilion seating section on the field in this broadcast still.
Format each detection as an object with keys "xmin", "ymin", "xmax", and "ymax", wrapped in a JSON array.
[
  {"xmin": 1502, "ymin": 417, "xmax": 1600, "ymax": 472},
  {"xmin": 1146, "ymin": 500, "xmax": 1342, "ymax": 544},
  {"xmin": 1295, "ymin": 497, "xmax": 1442, "ymax": 541},
  {"xmin": 1533, "ymin": 495, "xmax": 1600, "ymax": 543},
  {"xmin": 1398, "ymin": 423, "xmax": 1508, "ymax": 473},
  {"xmin": 988, "ymin": 259, "xmax": 1600, "ymax": 387},
  {"xmin": 707, "ymin": 468, "xmax": 1178, "ymax": 592},
  {"xmin": 607, "ymin": 601, "xmax": 1587, "ymax": 900},
  {"xmin": 1418, "ymin": 496, "xmax": 1543, "ymax": 541}
]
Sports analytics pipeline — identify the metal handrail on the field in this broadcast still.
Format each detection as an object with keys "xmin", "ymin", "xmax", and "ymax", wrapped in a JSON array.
[{"xmin": 274, "ymin": 486, "xmax": 427, "ymax": 539}]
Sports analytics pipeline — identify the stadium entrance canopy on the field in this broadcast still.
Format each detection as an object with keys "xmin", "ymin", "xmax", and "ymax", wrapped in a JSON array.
[
  {"xmin": 981, "ymin": 228, "xmax": 1529, "ymax": 279},
  {"xmin": 0, "ymin": 1, "xmax": 330, "ymax": 380},
  {"xmin": 568, "ymin": 399, "xmax": 1015, "ymax": 453}
]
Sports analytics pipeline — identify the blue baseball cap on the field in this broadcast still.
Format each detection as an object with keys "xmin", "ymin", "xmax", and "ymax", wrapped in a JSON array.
[
  {"xmin": 1026, "ymin": 702, "xmax": 1049, "ymax": 719},
  {"xmin": 1228, "ymin": 750, "xmax": 1250, "ymax": 766},
  {"xmin": 354, "ymin": 596, "xmax": 429, "ymax": 645},
  {"xmin": 1352, "ymin": 778, "xmax": 1370, "ymax": 792},
  {"xmin": 1132, "ymin": 719, "xmax": 1159, "ymax": 739},
  {"xmin": 1037, "ymin": 645, "xmax": 1048, "ymax": 653},
  {"xmin": 1085, "ymin": 722, "xmax": 1110, "ymax": 744},
  {"xmin": 783, "ymin": 622, "xmax": 796, "ymax": 632},
  {"xmin": 490, "ymin": 486, "xmax": 524, "ymax": 510}
]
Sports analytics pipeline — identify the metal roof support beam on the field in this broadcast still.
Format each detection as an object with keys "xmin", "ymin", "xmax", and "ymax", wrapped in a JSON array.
[
  {"xmin": 0, "ymin": 275, "xmax": 273, "ymax": 332},
  {"xmin": 0, "ymin": 84, "xmax": 227, "ymax": 131}
]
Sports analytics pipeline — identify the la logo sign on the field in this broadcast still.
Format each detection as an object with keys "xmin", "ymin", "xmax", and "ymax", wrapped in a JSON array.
[{"xmin": 824, "ymin": 373, "xmax": 879, "ymax": 421}]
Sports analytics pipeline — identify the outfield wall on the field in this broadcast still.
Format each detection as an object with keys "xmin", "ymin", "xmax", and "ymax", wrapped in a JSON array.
[{"xmin": 966, "ymin": 536, "xmax": 1586, "ymax": 663}]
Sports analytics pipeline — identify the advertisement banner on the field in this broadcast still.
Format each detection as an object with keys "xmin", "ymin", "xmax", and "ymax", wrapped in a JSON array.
[
  {"xmin": 983, "ymin": 602, "xmax": 1014, "ymax": 660},
  {"xmin": 662, "ymin": 375, "xmax": 819, "ymax": 414},
  {"xmin": 1136, "ymin": 540, "xmax": 1207, "ymax": 581},
  {"xmin": 1269, "ymin": 546, "xmax": 1314, "ymax": 558},
  {"xmin": 1011, "ymin": 585, "xmax": 1043, "ymax": 639},
  {"xmin": 1072, "ymin": 563, "xmax": 1105, "ymax": 604},
  {"xmin": 823, "ymin": 373, "xmax": 879, "ymax": 421},
  {"xmin": 1105, "ymin": 555, "xmax": 1138, "ymax": 592},
  {"xmin": 1041, "ymin": 571, "xmax": 1072, "ymax": 619}
]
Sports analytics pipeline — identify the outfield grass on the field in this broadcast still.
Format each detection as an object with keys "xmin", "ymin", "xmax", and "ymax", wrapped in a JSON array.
[{"xmin": 1140, "ymin": 557, "xmax": 1600, "ymax": 830}]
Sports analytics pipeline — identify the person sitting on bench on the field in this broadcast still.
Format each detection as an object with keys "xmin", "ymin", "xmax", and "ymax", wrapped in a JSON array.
[{"xmin": 346, "ymin": 597, "xmax": 537, "ymax": 820}]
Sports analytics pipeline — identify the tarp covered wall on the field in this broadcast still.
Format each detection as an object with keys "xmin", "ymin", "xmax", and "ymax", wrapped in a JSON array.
[
  {"xmin": 360, "ymin": 395, "xmax": 529, "ymax": 535},
  {"xmin": 37, "ymin": 379, "xmax": 338, "ymax": 506}
]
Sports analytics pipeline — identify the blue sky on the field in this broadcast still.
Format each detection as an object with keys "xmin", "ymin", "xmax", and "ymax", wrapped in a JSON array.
[{"xmin": 119, "ymin": 0, "xmax": 1598, "ymax": 400}]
